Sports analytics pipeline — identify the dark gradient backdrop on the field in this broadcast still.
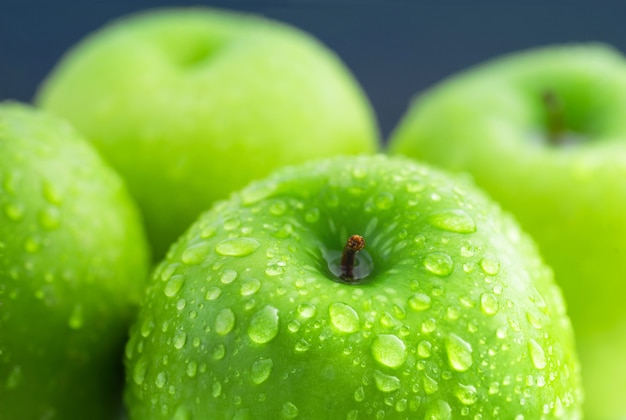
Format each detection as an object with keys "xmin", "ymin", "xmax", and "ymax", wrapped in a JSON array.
[{"xmin": 2, "ymin": 2, "xmax": 626, "ymax": 139}]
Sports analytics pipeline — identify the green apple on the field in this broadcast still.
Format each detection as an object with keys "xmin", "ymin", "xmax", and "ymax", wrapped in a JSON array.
[
  {"xmin": 35, "ymin": 7, "xmax": 380, "ymax": 259},
  {"xmin": 0, "ymin": 102, "xmax": 150, "ymax": 419},
  {"xmin": 387, "ymin": 43, "xmax": 626, "ymax": 419},
  {"xmin": 124, "ymin": 155, "xmax": 581, "ymax": 419}
]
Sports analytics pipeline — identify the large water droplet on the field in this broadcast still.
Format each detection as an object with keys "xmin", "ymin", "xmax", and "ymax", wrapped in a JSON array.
[
  {"xmin": 281, "ymin": 402, "xmax": 299, "ymax": 419},
  {"xmin": 328, "ymin": 302, "xmax": 360, "ymax": 333},
  {"xmin": 424, "ymin": 252, "xmax": 454, "ymax": 276},
  {"xmin": 455, "ymin": 384, "xmax": 478, "ymax": 405},
  {"xmin": 428, "ymin": 209, "xmax": 476, "ymax": 233},
  {"xmin": 215, "ymin": 238, "xmax": 260, "ymax": 257},
  {"xmin": 221, "ymin": 270, "xmax": 238, "ymax": 284},
  {"xmin": 182, "ymin": 243, "xmax": 211, "ymax": 265},
  {"xmin": 164, "ymin": 275, "xmax": 185, "ymax": 297},
  {"xmin": 528, "ymin": 339, "xmax": 547, "ymax": 370},
  {"xmin": 423, "ymin": 374, "xmax": 439, "ymax": 394},
  {"xmin": 133, "ymin": 358, "xmax": 148, "ymax": 385},
  {"xmin": 211, "ymin": 381, "xmax": 222, "ymax": 397},
  {"xmin": 373, "ymin": 370, "xmax": 401, "ymax": 393},
  {"xmin": 211, "ymin": 344, "xmax": 226, "ymax": 360},
  {"xmin": 215, "ymin": 308, "xmax": 236, "ymax": 335},
  {"xmin": 248, "ymin": 305, "xmax": 280, "ymax": 344},
  {"xmin": 408, "ymin": 293, "xmax": 431, "ymax": 311},
  {"xmin": 297, "ymin": 303, "xmax": 317, "ymax": 319},
  {"xmin": 480, "ymin": 293, "xmax": 499, "ymax": 316},
  {"xmin": 251, "ymin": 358, "xmax": 273, "ymax": 385},
  {"xmin": 173, "ymin": 331, "xmax": 187, "ymax": 349},
  {"xmin": 240, "ymin": 278, "xmax": 261, "ymax": 296},
  {"xmin": 418, "ymin": 340, "xmax": 433, "ymax": 358},
  {"xmin": 424, "ymin": 400, "xmax": 452, "ymax": 420},
  {"xmin": 371, "ymin": 334, "xmax": 407, "ymax": 368},
  {"xmin": 480, "ymin": 256, "xmax": 500, "ymax": 275},
  {"xmin": 205, "ymin": 286, "xmax": 222, "ymax": 301},
  {"xmin": 155, "ymin": 371, "xmax": 167, "ymax": 388},
  {"xmin": 446, "ymin": 333, "xmax": 473, "ymax": 372},
  {"xmin": 186, "ymin": 361, "xmax": 198, "ymax": 378}
]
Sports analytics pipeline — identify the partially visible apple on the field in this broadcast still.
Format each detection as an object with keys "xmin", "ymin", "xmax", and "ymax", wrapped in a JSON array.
[
  {"xmin": 0, "ymin": 102, "xmax": 150, "ymax": 419},
  {"xmin": 36, "ymin": 7, "xmax": 380, "ymax": 259},
  {"xmin": 387, "ymin": 43, "xmax": 626, "ymax": 418},
  {"xmin": 124, "ymin": 155, "xmax": 582, "ymax": 419}
]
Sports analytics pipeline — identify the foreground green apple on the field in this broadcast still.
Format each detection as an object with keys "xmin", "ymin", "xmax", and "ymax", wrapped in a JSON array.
[
  {"xmin": 387, "ymin": 43, "xmax": 626, "ymax": 419},
  {"xmin": 0, "ymin": 102, "xmax": 150, "ymax": 419},
  {"xmin": 124, "ymin": 155, "xmax": 582, "ymax": 418},
  {"xmin": 36, "ymin": 7, "xmax": 379, "ymax": 259}
]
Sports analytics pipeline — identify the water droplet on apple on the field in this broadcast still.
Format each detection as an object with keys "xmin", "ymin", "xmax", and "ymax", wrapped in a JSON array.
[
  {"xmin": 428, "ymin": 209, "xmax": 476, "ymax": 233},
  {"xmin": 408, "ymin": 293, "xmax": 431, "ymax": 311},
  {"xmin": 425, "ymin": 400, "xmax": 452, "ymax": 420},
  {"xmin": 172, "ymin": 330, "xmax": 187, "ymax": 350},
  {"xmin": 215, "ymin": 308, "xmax": 236, "ymax": 335},
  {"xmin": 304, "ymin": 208, "xmax": 320, "ymax": 223},
  {"xmin": 248, "ymin": 305, "xmax": 279, "ymax": 344},
  {"xmin": 37, "ymin": 207, "xmax": 61, "ymax": 230},
  {"xmin": 42, "ymin": 180, "xmax": 62, "ymax": 205},
  {"xmin": 133, "ymin": 358, "xmax": 148, "ymax": 385},
  {"xmin": 328, "ymin": 302, "xmax": 360, "ymax": 333},
  {"xmin": 480, "ymin": 256, "xmax": 500, "ymax": 275},
  {"xmin": 164, "ymin": 275, "xmax": 185, "ymax": 297},
  {"xmin": 204, "ymin": 286, "xmax": 222, "ymax": 301},
  {"xmin": 424, "ymin": 252, "xmax": 454, "ymax": 276},
  {"xmin": 211, "ymin": 344, "xmax": 225, "ymax": 360},
  {"xmin": 241, "ymin": 181, "xmax": 276, "ymax": 205},
  {"xmin": 297, "ymin": 303, "xmax": 317, "ymax": 318},
  {"xmin": 3, "ymin": 202, "xmax": 24, "ymax": 221},
  {"xmin": 480, "ymin": 293, "xmax": 499, "ymax": 315},
  {"xmin": 180, "ymin": 242, "xmax": 210, "ymax": 264},
  {"xmin": 526, "ymin": 311, "xmax": 544, "ymax": 329},
  {"xmin": 373, "ymin": 370, "xmax": 401, "ymax": 393},
  {"xmin": 281, "ymin": 402, "xmax": 299, "ymax": 419},
  {"xmin": 354, "ymin": 386, "xmax": 365, "ymax": 402},
  {"xmin": 220, "ymin": 269, "xmax": 238, "ymax": 284},
  {"xmin": 269, "ymin": 200, "xmax": 287, "ymax": 216},
  {"xmin": 155, "ymin": 371, "xmax": 167, "ymax": 388},
  {"xmin": 455, "ymin": 384, "xmax": 478, "ymax": 405},
  {"xmin": 140, "ymin": 318, "xmax": 155, "ymax": 338},
  {"xmin": 528, "ymin": 339, "xmax": 547, "ymax": 369},
  {"xmin": 446, "ymin": 333, "xmax": 473, "ymax": 372},
  {"xmin": 215, "ymin": 238, "xmax": 260, "ymax": 257},
  {"xmin": 223, "ymin": 217, "xmax": 241, "ymax": 231},
  {"xmin": 294, "ymin": 338, "xmax": 311, "ymax": 353},
  {"xmin": 186, "ymin": 361, "xmax": 198, "ymax": 378},
  {"xmin": 423, "ymin": 374, "xmax": 439, "ymax": 394},
  {"xmin": 24, "ymin": 235, "xmax": 42, "ymax": 254},
  {"xmin": 417, "ymin": 340, "xmax": 433, "ymax": 358},
  {"xmin": 371, "ymin": 334, "xmax": 407, "ymax": 368},
  {"xmin": 211, "ymin": 381, "xmax": 222, "ymax": 397},
  {"xmin": 374, "ymin": 192, "xmax": 395, "ymax": 210},
  {"xmin": 251, "ymin": 358, "xmax": 273, "ymax": 385},
  {"xmin": 240, "ymin": 278, "xmax": 261, "ymax": 296}
]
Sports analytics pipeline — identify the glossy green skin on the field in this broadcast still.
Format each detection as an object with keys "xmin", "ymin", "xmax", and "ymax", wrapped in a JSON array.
[
  {"xmin": 0, "ymin": 103, "xmax": 150, "ymax": 419},
  {"xmin": 388, "ymin": 43, "xmax": 626, "ymax": 419},
  {"xmin": 125, "ymin": 155, "xmax": 581, "ymax": 419},
  {"xmin": 36, "ymin": 8, "xmax": 379, "ymax": 259}
]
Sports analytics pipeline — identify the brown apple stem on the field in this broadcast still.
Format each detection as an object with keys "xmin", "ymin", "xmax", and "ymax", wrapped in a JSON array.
[
  {"xmin": 341, "ymin": 234, "xmax": 366, "ymax": 281},
  {"xmin": 542, "ymin": 90, "xmax": 565, "ymax": 145}
]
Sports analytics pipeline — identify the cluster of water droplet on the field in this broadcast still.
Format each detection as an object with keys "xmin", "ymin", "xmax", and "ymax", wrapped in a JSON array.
[{"xmin": 125, "ymin": 155, "xmax": 581, "ymax": 419}]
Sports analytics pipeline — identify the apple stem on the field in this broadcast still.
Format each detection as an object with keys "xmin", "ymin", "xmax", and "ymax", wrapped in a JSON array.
[
  {"xmin": 340, "ymin": 234, "xmax": 366, "ymax": 281},
  {"xmin": 542, "ymin": 90, "xmax": 565, "ymax": 145}
]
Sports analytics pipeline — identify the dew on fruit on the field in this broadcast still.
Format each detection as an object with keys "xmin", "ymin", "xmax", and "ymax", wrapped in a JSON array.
[
  {"xmin": 133, "ymin": 358, "xmax": 148, "ymax": 385},
  {"xmin": 220, "ymin": 269, "xmax": 238, "ymax": 284},
  {"xmin": 297, "ymin": 303, "xmax": 317, "ymax": 318},
  {"xmin": 211, "ymin": 381, "xmax": 222, "ymax": 398},
  {"xmin": 269, "ymin": 200, "xmax": 287, "ymax": 216},
  {"xmin": 373, "ymin": 370, "xmax": 401, "ymax": 393},
  {"xmin": 417, "ymin": 340, "xmax": 433, "ymax": 358},
  {"xmin": 42, "ymin": 180, "xmax": 62, "ymax": 205},
  {"xmin": 408, "ymin": 293, "xmax": 431, "ymax": 311},
  {"xmin": 173, "ymin": 331, "xmax": 187, "ymax": 349},
  {"xmin": 287, "ymin": 320, "xmax": 300, "ymax": 333},
  {"xmin": 24, "ymin": 235, "xmax": 42, "ymax": 253},
  {"xmin": 328, "ymin": 302, "xmax": 360, "ymax": 333},
  {"xmin": 526, "ymin": 311, "xmax": 544, "ymax": 329},
  {"xmin": 251, "ymin": 357, "xmax": 273, "ymax": 385},
  {"xmin": 304, "ymin": 208, "xmax": 320, "ymax": 223},
  {"xmin": 371, "ymin": 334, "xmax": 407, "ymax": 368},
  {"xmin": 164, "ymin": 275, "xmax": 185, "ymax": 297},
  {"xmin": 215, "ymin": 308, "xmax": 236, "ymax": 335},
  {"xmin": 528, "ymin": 339, "xmax": 547, "ymax": 370},
  {"xmin": 215, "ymin": 238, "xmax": 260, "ymax": 257},
  {"xmin": 354, "ymin": 386, "xmax": 365, "ymax": 402},
  {"xmin": 446, "ymin": 332, "xmax": 473, "ymax": 372},
  {"xmin": 181, "ymin": 242, "xmax": 211, "ymax": 264},
  {"xmin": 68, "ymin": 304, "xmax": 84, "ymax": 330},
  {"xmin": 186, "ymin": 361, "xmax": 198, "ymax": 378},
  {"xmin": 480, "ymin": 256, "xmax": 500, "ymax": 275},
  {"xmin": 294, "ymin": 338, "xmax": 311, "ymax": 353},
  {"xmin": 424, "ymin": 400, "xmax": 452, "ymax": 420},
  {"xmin": 3, "ymin": 202, "xmax": 24, "ymax": 221},
  {"xmin": 155, "ymin": 371, "xmax": 167, "ymax": 388},
  {"xmin": 205, "ymin": 286, "xmax": 222, "ymax": 301},
  {"xmin": 455, "ymin": 384, "xmax": 478, "ymax": 405},
  {"xmin": 480, "ymin": 293, "xmax": 499, "ymax": 315},
  {"xmin": 241, "ymin": 181, "xmax": 276, "ymax": 205},
  {"xmin": 282, "ymin": 402, "xmax": 299, "ymax": 419},
  {"xmin": 37, "ymin": 207, "xmax": 61, "ymax": 230},
  {"xmin": 421, "ymin": 318, "xmax": 437, "ymax": 333},
  {"xmin": 428, "ymin": 209, "xmax": 476, "ymax": 233},
  {"xmin": 423, "ymin": 373, "xmax": 439, "ymax": 394},
  {"xmin": 248, "ymin": 305, "xmax": 280, "ymax": 344},
  {"xmin": 211, "ymin": 343, "xmax": 226, "ymax": 360},
  {"xmin": 374, "ymin": 192, "xmax": 395, "ymax": 210},
  {"xmin": 240, "ymin": 278, "xmax": 261, "ymax": 296},
  {"xmin": 424, "ymin": 252, "xmax": 454, "ymax": 276}
]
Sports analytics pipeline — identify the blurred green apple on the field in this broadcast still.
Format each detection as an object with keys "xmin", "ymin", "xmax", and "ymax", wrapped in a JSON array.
[
  {"xmin": 0, "ymin": 102, "xmax": 150, "ymax": 419},
  {"xmin": 36, "ymin": 7, "xmax": 379, "ymax": 259},
  {"xmin": 125, "ymin": 155, "xmax": 581, "ymax": 419},
  {"xmin": 388, "ymin": 43, "xmax": 626, "ymax": 418}
]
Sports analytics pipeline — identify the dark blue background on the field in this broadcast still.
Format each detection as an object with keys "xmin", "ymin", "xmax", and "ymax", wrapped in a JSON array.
[{"xmin": 2, "ymin": 2, "xmax": 626, "ymax": 139}]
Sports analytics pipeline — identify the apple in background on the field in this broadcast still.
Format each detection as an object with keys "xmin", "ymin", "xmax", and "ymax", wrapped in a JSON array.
[
  {"xmin": 387, "ymin": 43, "xmax": 626, "ymax": 418},
  {"xmin": 0, "ymin": 102, "xmax": 150, "ymax": 419},
  {"xmin": 35, "ymin": 7, "xmax": 380, "ymax": 260},
  {"xmin": 124, "ymin": 155, "xmax": 582, "ymax": 419}
]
